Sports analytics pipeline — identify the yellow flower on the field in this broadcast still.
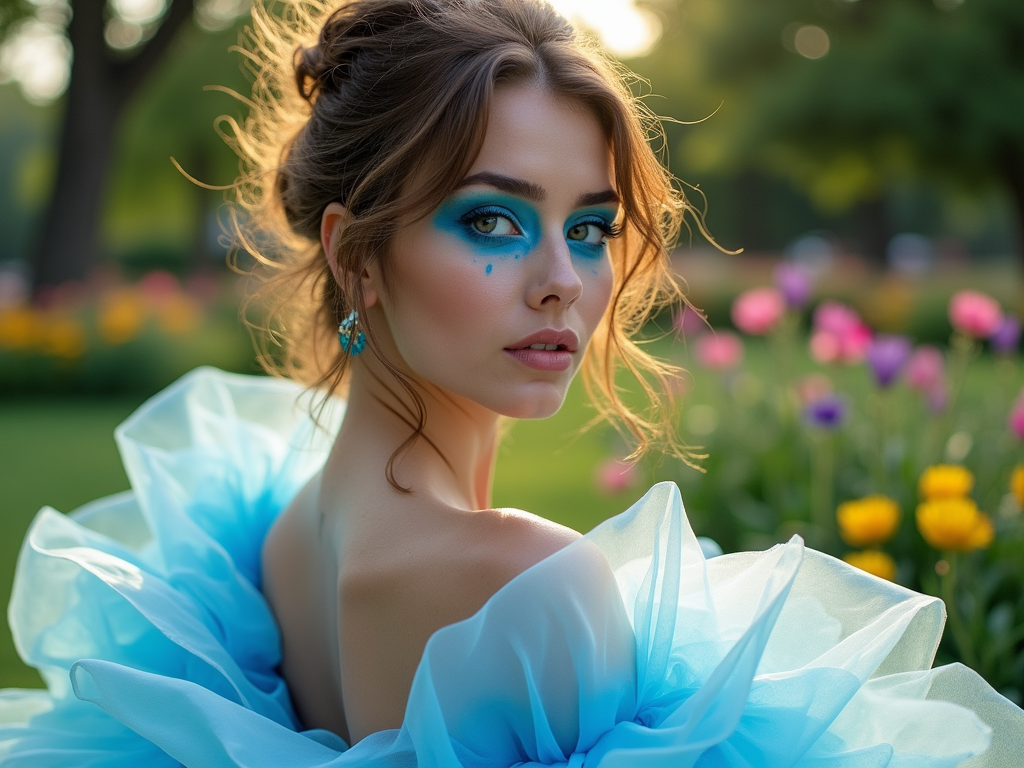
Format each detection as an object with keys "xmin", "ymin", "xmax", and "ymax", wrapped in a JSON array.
[
  {"xmin": 918, "ymin": 464, "xmax": 974, "ymax": 500},
  {"xmin": 843, "ymin": 550, "xmax": 897, "ymax": 582},
  {"xmin": 916, "ymin": 497, "xmax": 994, "ymax": 551},
  {"xmin": 98, "ymin": 289, "xmax": 146, "ymax": 345},
  {"xmin": 836, "ymin": 495, "xmax": 901, "ymax": 547},
  {"xmin": 0, "ymin": 306, "xmax": 44, "ymax": 349},
  {"xmin": 1011, "ymin": 464, "xmax": 1024, "ymax": 509}
]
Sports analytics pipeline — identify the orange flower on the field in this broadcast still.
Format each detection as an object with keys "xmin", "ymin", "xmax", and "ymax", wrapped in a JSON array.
[
  {"xmin": 918, "ymin": 464, "xmax": 974, "ymax": 500},
  {"xmin": 836, "ymin": 495, "xmax": 901, "ymax": 547},
  {"xmin": 843, "ymin": 550, "xmax": 897, "ymax": 582},
  {"xmin": 916, "ymin": 497, "xmax": 994, "ymax": 551},
  {"xmin": 0, "ymin": 306, "xmax": 44, "ymax": 349}
]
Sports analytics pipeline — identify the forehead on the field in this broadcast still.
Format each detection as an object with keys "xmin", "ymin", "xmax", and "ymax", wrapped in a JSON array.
[{"xmin": 468, "ymin": 85, "xmax": 614, "ymax": 198}]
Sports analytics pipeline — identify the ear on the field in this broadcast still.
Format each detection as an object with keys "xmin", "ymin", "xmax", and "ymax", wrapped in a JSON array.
[
  {"xmin": 320, "ymin": 202, "xmax": 379, "ymax": 309},
  {"xmin": 320, "ymin": 202, "xmax": 349, "ymax": 286}
]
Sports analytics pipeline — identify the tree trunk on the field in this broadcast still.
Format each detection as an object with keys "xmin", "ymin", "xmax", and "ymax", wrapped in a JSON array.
[
  {"xmin": 30, "ymin": 0, "xmax": 195, "ymax": 297},
  {"xmin": 30, "ymin": 0, "xmax": 118, "ymax": 293}
]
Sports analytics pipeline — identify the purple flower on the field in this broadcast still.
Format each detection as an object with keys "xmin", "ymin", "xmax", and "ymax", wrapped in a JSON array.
[
  {"xmin": 866, "ymin": 334, "xmax": 913, "ymax": 388},
  {"xmin": 805, "ymin": 394, "xmax": 847, "ymax": 430},
  {"xmin": 990, "ymin": 315, "xmax": 1022, "ymax": 355},
  {"xmin": 773, "ymin": 263, "xmax": 814, "ymax": 308}
]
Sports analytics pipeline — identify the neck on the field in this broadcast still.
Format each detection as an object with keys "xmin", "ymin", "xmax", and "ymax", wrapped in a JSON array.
[{"xmin": 333, "ymin": 353, "xmax": 500, "ymax": 511}]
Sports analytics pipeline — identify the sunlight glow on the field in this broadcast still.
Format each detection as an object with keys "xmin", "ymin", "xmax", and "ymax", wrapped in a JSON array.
[
  {"xmin": 548, "ymin": 0, "xmax": 662, "ymax": 59},
  {"xmin": 0, "ymin": 18, "xmax": 72, "ymax": 105},
  {"xmin": 111, "ymin": 0, "xmax": 168, "ymax": 25},
  {"xmin": 195, "ymin": 0, "xmax": 250, "ymax": 33}
]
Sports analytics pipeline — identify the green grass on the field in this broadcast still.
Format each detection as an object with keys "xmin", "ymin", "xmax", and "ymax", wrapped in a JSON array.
[
  {"xmin": 0, "ymin": 378, "xmax": 646, "ymax": 690},
  {"xmin": 0, "ymin": 397, "xmax": 146, "ymax": 688}
]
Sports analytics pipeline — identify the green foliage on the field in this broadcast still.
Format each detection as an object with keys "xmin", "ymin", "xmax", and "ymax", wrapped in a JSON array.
[
  {"xmin": 105, "ymin": 18, "xmax": 253, "ymax": 262},
  {"xmin": 643, "ymin": 0, "xmax": 1024, "ymax": 215}
]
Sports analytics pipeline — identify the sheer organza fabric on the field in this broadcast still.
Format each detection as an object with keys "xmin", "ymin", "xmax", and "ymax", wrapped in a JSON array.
[{"xmin": 1, "ymin": 368, "xmax": 1021, "ymax": 767}]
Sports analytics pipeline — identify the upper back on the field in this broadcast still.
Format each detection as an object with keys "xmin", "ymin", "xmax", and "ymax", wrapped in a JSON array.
[{"xmin": 261, "ymin": 479, "xmax": 580, "ymax": 745}]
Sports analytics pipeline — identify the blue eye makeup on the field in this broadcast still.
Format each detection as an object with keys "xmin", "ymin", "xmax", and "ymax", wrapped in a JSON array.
[
  {"xmin": 431, "ymin": 191, "xmax": 621, "ymax": 267},
  {"xmin": 564, "ymin": 209, "xmax": 621, "ymax": 259},
  {"xmin": 432, "ymin": 193, "xmax": 541, "ymax": 261}
]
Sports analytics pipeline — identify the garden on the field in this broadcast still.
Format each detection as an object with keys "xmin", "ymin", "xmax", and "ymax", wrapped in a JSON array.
[
  {"xmin": 2, "ymin": 261, "xmax": 1024, "ymax": 707},
  {"xmin": 1, "ymin": 0, "xmax": 1023, "ymax": 740}
]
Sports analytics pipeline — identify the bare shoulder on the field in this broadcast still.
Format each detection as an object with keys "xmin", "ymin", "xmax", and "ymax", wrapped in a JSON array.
[
  {"xmin": 469, "ymin": 507, "xmax": 582, "ymax": 581},
  {"xmin": 343, "ymin": 504, "xmax": 581, "ymax": 622}
]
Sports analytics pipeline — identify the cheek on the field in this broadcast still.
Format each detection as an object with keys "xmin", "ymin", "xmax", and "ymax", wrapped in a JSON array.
[
  {"xmin": 386, "ymin": 235, "xmax": 512, "ymax": 358},
  {"xmin": 581, "ymin": 263, "xmax": 614, "ymax": 334}
]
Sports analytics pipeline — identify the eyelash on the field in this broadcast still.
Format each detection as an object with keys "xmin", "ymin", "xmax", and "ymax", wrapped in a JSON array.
[
  {"xmin": 458, "ymin": 206, "xmax": 522, "ymax": 242},
  {"xmin": 573, "ymin": 216, "xmax": 623, "ymax": 241},
  {"xmin": 456, "ymin": 206, "xmax": 623, "ymax": 246}
]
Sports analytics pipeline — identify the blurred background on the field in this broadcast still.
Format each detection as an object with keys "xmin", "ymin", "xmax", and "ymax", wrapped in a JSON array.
[{"xmin": 2, "ymin": 0, "xmax": 1024, "ymax": 704}]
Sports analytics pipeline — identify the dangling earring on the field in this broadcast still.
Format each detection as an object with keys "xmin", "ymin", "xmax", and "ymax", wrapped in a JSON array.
[{"xmin": 338, "ymin": 309, "xmax": 366, "ymax": 355}]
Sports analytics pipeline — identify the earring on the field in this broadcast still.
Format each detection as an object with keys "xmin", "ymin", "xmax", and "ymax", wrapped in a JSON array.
[{"xmin": 338, "ymin": 309, "xmax": 366, "ymax": 355}]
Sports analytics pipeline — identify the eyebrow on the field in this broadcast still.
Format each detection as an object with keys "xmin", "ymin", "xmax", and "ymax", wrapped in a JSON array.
[{"xmin": 455, "ymin": 171, "xmax": 619, "ymax": 209}]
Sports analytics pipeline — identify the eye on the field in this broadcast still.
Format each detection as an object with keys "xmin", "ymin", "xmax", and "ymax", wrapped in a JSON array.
[
  {"xmin": 567, "ymin": 221, "xmax": 610, "ymax": 245},
  {"xmin": 469, "ymin": 212, "xmax": 520, "ymax": 236}
]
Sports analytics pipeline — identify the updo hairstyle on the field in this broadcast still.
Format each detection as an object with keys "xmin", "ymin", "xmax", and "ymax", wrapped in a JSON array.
[{"xmin": 224, "ymin": 0, "xmax": 708, "ymax": 476}]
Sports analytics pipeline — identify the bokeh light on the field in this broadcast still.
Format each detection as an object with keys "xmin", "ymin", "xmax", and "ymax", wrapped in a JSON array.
[
  {"xmin": 0, "ymin": 17, "xmax": 72, "ymax": 105},
  {"xmin": 793, "ymin": 24, "xmax": 830, "ymax": 59},
  {"xmin": 111, "ymin": 0, "xmax": 168, "ymax": 25}
]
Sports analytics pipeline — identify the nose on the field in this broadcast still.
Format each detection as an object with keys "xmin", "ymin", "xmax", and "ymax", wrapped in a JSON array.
[{"xmin": 526, "ymin": 231, "xmax": 583, "ymax": 311}]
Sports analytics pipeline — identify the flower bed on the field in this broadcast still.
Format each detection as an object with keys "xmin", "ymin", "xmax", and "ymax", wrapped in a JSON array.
[
  {"xmin": 644, "ymin": 269, "xmax": 1024, "ymax": 704},
  {"xmin": 0, "ymin": 271, "xmax": 254, "ymax": 396}
]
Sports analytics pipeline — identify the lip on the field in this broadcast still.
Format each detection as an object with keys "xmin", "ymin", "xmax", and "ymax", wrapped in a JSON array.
[
  {"xmin": 504, "ymin": 328, "xmax": 579, "ymax": 372},
  {"xmin": 505, "ymin": 329, "xmax": 580, "ymax": 354}
]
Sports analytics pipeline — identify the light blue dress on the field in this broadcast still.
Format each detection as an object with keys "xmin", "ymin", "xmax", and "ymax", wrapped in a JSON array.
[{"xmin": 1, "ymin": 368, "xmax": 1022, "ymax": 767}]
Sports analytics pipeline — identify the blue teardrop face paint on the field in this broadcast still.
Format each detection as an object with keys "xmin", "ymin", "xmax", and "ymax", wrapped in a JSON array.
[
  {"xmin": 485, "ymin": 264, "xmax": 493, "ymax": 275},
  {"xmin": 431, "ymin": 192, "xmax": 542, "ymax": 262}
]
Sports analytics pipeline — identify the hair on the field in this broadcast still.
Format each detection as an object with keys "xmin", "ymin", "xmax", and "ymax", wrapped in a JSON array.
[{"xmin": 220, "ymin": 0, "xmax": 711, "ymax": 487}]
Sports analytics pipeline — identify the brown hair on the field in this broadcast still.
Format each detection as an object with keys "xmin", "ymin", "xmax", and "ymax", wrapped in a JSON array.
[{"xmin": 222, "ymin": 0, "xmax": 709, "ymax": 484}]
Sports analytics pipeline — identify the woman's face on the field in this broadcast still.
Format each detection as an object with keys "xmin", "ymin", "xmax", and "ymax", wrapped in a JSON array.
[{"xmin": 370, "ymin": 84, "xmax": 618, "ymax": 419}]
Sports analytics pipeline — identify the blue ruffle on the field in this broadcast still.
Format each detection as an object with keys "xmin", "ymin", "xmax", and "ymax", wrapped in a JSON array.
[{"xmin": 2, "ymin": 367, "xmax": 1022, "ymax": 767}]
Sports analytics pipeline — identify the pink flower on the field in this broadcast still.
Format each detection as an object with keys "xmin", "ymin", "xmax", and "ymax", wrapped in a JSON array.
[
  {"xmin": 731, "ymin": 287, "xmax": 785, "ymax": 335},
  {"xmin": 1010, "ymin": 402, "xmax": 1024, "ymax": 440},
  {"xmin": 949, "ymin": 290, "xmax": 1003, "ymax": 339},
  {"xmin": 904, "ymin": 346, "xmax": 945, "ymax": 393},
  {"xmin": 814, "ymin": 302, "xmax": 861, "ymax": 336},
  {"xmin": 695, "ymin": 331, "xmax": 744, "ymax": 370},
  {"xmin": 138, "ymin": 270, "xmax": 180, "ymax": 305},
  {"xmin": 595, "ymin": 458, "xmax": 639, "ymax": 494},
  {"xmin": 810, "ymin": 302, "xmax": 872, "ymax": 364},
  {"xmin": 809, "ymin": 324, "xmax": 872, "ymax": 364}
]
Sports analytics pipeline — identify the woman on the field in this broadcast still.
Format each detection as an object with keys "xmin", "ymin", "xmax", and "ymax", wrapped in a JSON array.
[{"xmin": 1, "ymin": 0, "xmax": 1021, "ymax": 765}]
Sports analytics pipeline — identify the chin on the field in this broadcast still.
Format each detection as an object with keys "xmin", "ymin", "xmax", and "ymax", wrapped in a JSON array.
[{"xmin": 492, "ymin": 381, "xmax": 570, "ymax": 420}]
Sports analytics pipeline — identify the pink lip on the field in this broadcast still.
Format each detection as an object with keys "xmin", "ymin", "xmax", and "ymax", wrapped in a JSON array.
[{"xmin": 504, "ymin": 328, "xmax": 579, "ymax": 372}]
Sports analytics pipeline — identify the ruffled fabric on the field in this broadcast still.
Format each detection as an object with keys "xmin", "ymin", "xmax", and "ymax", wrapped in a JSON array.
[{"xmin": 1, "ymin": 367, "xmax": 1022, "ymax": 767}]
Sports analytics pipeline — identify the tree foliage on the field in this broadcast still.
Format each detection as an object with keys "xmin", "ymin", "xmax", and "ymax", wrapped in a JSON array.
[{"xmin": 641, "ymin": 0, "xmax": 1024, "ymax": 256}]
